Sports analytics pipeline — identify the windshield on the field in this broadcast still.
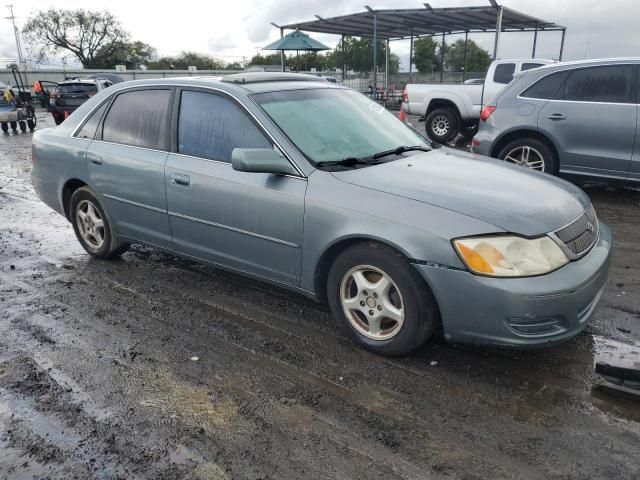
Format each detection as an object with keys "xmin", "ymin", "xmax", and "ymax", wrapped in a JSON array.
[
  {"xmin": 56, "ymin": 83, "xmax": 97, "ymax": 94},
  {"xmin": 253, "ymin": 88, "xmax": 427, "ymax": 164}
]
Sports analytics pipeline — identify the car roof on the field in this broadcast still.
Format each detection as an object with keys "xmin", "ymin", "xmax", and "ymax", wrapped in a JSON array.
[
  {"xmin": 58, "ymin": 78, "xmax": 102, "ymax": 85},
  {"xmin": 536, "ymin": 57, "xmax": 640, "ymax": 71},
  {"xmin": 101, "ymin": 73, "xmax": 342, "ymax": 96}
]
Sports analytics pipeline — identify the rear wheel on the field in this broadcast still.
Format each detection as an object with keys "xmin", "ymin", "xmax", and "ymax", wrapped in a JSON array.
[
  {"xmin": 70, "ymin": 187, "xmax": 130, "ymax": 259},
  {"xmin": 18, "ymin": 121, "xmax": 27, "ymax": 133},
  {"xmin": 425, "ymin": 107, "xmax": 459, "ymax": 144},
  {"xmin": 327, "ymin": 243, "xmax": 439, "ymax": 356},
  {"xmin": 27, "ymin": 118, "xmax": 36, "ymax": 131},
  {"xmin": 497, "ymin": 138, "xmax": 558, "ymax": 175}
]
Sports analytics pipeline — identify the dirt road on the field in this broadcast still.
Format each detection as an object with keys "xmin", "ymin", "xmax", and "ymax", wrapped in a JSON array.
[{"xmin": 1, "ymin": 112, "xmax": 639, "ymax": 479}]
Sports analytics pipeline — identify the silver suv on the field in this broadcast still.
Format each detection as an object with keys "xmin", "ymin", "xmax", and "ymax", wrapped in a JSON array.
[{"xmin": 472, "ymin": 58, "xmax": 639, "ymax": 183}]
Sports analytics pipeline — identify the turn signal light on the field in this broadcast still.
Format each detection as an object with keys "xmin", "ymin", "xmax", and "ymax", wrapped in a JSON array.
[{"xmin": 480, "ymin": 105, "xmax": 496, "ymax": 121}]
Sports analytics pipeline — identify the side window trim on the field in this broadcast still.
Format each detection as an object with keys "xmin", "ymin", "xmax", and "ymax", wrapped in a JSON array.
[{"xmin": 97, "ymin": 86, "xmax": 176, "ymax": 151}]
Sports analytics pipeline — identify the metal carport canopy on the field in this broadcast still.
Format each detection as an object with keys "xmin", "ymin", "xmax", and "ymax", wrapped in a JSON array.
[{"xmin": 281, "ymin": 5, "xmax": 565, "ymax": 40}]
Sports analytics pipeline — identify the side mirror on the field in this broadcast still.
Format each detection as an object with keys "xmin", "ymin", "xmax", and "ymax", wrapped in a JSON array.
[{"xmin": 231, "ymin": 148, "xmax": 297, "ymax": 176}]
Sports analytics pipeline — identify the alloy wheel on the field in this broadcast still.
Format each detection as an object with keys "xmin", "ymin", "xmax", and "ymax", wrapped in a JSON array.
[
  {"xmin": 503, "ymin": 145, "xmax": 545, "ymax": 171},
  {"xmin": 75, "ymin": 199, "xmax": 105, "ymax": 250},
  {"xmin": 339, "ymin": 265, "xmax": 405, "ymax": 341},
  {"xmin": 431, "ymin": 115, "xmax": 450, "ymax": 137}
]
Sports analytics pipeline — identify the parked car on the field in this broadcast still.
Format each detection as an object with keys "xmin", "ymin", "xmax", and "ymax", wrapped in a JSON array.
[
  {"xmin": 31, "ymin": 73, "xmax": 612, "ymax": 356},
  {"xmin": 49, "ymin": 77, "xmax": 113, "ymax": 125},
  {"xmin": 472, "ymin": 58, "xmax": 640, "ymax": 183},
  {"xmin": 402, "ymin": 59, "xmax": 553, "ymax": 143}
]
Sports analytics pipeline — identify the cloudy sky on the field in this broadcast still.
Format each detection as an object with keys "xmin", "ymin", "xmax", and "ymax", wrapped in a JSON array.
[{"xmin": 0, "ymin": 0, "xmax": 637, "ymax": 69}]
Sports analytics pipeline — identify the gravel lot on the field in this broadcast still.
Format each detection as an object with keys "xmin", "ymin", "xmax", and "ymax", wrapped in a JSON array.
[{"xmin": 0, "ymin": 111, "xmax": 639, "ymax": 479}]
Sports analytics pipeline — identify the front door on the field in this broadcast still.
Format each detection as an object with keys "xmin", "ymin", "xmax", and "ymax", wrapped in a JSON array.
[
  {"xmin": 538, "ymin": 64, "xmax": 636, "ymax": 177},
  {"xmin": 165, "ymin": 89, "xmax": 306, "ymax": 285},
  {"xmin": 86, "ymin": 88, "xmax": 174, "ymax": 248}
]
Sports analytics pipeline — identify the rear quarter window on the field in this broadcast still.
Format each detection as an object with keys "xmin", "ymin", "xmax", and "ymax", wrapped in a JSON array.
[{"xmin": 520, "ymin": 71, "xmax": 569, "ymax": 99}]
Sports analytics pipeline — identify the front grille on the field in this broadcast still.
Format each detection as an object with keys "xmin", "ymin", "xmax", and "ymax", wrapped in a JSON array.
[{"xmin": 554, "ymin": 206, "xmax": 598, "ymax": 257}]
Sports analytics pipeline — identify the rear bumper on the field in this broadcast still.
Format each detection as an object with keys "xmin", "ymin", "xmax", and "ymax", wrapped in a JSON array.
[{"xmin": 414, "ymin": 223, "xmax": 613, "ymax": 348}]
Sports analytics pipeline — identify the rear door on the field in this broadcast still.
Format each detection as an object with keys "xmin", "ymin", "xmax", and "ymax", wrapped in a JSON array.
[
  {"xmin": 538, "ymin": 64, "xmax": 636, "ymax": 177},
  {"xmin": 627, "ymin": 65, "xmax": 640, "ymax": 181},
  {"xmin": 57, "ymin": 82, "xmax": 98, "ymax": 109},
  {"xmin": 86, "ymin": 87, "xmax": 174, "ymax": 247}
]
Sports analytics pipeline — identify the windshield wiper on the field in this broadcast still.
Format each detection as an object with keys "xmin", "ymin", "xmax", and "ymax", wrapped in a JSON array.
[
  {"xmin": 371, "ymin": 145, "xmax": 431, "ymax": 160},
  {"xmin": 317, "ymin": 157, "xmax": 379, "ymax": 168}
]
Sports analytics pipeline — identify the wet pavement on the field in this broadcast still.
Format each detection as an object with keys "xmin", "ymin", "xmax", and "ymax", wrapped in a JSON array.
[{"xmin": 0, "ymin": 111, "xmax": 639, "ymax": 479}]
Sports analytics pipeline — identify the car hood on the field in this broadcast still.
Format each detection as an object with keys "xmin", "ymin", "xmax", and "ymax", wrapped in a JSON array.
[{"xmin": 331, "ymin": 148, "xmax": 590, "ymax": 236}]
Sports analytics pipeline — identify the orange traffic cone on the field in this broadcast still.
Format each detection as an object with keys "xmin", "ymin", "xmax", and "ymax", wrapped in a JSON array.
[
  {"xmin": 64, "ymin": 111, "xmax": 70, "ymax": 119},
  {"xmin": 398, "ymin": 108, "xmax": 407, "ymax": 122}
]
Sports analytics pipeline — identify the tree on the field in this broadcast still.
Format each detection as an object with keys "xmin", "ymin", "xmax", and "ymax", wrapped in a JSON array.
[
  {"xmin": 413, "ymin": 37, "xmax": 441, "ymax": 73},
  {"xmin": 325, "ymin": 37, "xmax": 399, "ymax": 74},
  {"xmin": 23, "ymin": 9, "xmax": 127, "ymax": 68},
  {"xmin": 146, "ymin": 52, "xmax": 225, "ymax": 70},
  {"xmin": 445, "ymin": 39, "xmax": 491, "ymax": 73},
  {"xmin": 92, "ymin": 40, "xmax": 155, "ymax": 69}
]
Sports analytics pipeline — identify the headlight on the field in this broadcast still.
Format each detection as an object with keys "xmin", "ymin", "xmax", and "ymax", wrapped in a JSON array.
[{"xmin": 453, "ymin": 235, "xmax": 569, "ymax": 277}]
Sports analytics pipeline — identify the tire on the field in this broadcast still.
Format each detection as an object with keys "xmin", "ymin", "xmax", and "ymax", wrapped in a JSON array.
[
  {"xmin": 497, "ymin": 137, "xmax": 558, "ymax": 175},
  {"xmin": 425, "ymin": 108, "xmax": 459, "ymax": 144},
  {"xmin": 0, "ymin": 123, "xmax": 7, "ymax": 133},
  {"xmin": 27, "ymin": 119, "xmax": 36, "ymax": 131},
  {"xmin": 70, "ymin": 187, "xmax": 130, "ymax": 259},
  {"xmin": 18, "ymin": 121, "xmax": 27, "ymax": 133},
  {"xmin": 10, "ymin": 121, "xmax": 17, "ymax": 132},
  {"xmin": 327, "ymin": 242, "xmax": 439, "ymax": 356}
]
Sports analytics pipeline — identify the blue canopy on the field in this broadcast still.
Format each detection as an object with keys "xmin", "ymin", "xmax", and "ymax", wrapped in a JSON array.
[{"xmin": 263, "ymin": 30, "xmax": 329, "ymax": 51}]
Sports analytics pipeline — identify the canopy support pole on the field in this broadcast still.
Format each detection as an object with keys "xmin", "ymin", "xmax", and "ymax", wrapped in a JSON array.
[
  {"xmin": 493, "ymin": 6, "xmax": 503, "ymax": 60},
  {"xmin": 385, "ymin": 39, "xmax": 389, "ymax": 91},
  {"xmin": 341, "ymin": 34, "xmax": 346, "ymax": 80},
  {"xmin": 409, "ymin": 28, "xmax": 414, "ymax": 83},
  {"xmin": 440, "ymin": 32, "xmax": 445, "ymax": 83},
  {"xmin": 559, "ymin": 28, "xmax": 566, "ymax": 61},
  {"xmin": 532, "ymin": 24, "xmax": 538, "ymax": 58},
  {"xmin": 280, "ymin": 28, "xmax": 285, "ymax": 72},
  {"xmin": 373, "ymin": 13, "xmax": 378, "ymax": 95},
  {"xmin": 462, "ymin": 31, "xmax": 468, "ymax": 82}
]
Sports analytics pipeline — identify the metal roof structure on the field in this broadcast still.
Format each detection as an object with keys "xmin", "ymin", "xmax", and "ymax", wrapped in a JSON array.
[
  {"xmin": 272, "ymin": 2, "xmax": 567, "ymax": 87},
  {"xmin": 281, "ymin": 4, "xmax": 565, "ymax": 41}
]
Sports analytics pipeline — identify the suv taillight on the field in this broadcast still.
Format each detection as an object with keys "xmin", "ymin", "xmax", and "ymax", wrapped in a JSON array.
[
  {"xmin": 480, "ymin": 105, "xmax": 496, "ymax": 121},
  {"xmin": 402, "ymin": 88, "xmax": 408, "ymax": 103}
]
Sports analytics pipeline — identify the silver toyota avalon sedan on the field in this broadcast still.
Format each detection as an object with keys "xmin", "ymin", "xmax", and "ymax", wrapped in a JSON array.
[{"xmin": 31, "ymin": 73, "xmax": 612, "ymax": 356}]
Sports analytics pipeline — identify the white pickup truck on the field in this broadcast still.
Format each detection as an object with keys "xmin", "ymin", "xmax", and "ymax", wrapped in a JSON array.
[{"xmin": 402, "ymin": 58, "xmax": 553, "ymax": 143}]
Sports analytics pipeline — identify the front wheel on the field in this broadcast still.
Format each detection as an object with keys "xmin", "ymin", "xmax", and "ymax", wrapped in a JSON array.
[
  {"xmin": 497, "ymin": 138, "xmax": 558, "ymax": 175},
  {"xmin": 327, "ymin": 243, "xmax": 439, "ymax": 356},
  {"xmin": 425, "ymin": 108, "xmax": 459, "ymax": 144},
  {"xmin": 70, "ymin": 187, "xmax": 130, "ymax": 259}
]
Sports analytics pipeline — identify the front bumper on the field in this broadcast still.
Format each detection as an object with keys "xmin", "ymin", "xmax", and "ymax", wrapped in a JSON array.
[{"xmin": 414, "ymin": 223, "xmax": 613, "ymax": 347}]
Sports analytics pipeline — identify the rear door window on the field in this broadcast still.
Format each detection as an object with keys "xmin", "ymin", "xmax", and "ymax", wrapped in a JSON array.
[
  {"xmin": 520, "ymin": 71, "xmax": 569, "ymax": 99},
  {"xmin": 493, "ymin": 63, "xmax": 516, "ymax": 84},
  {"xmin": 101, "ymin": 89, "xmax": 172, "ymax": 149},
  {"xmin": 75, "ymin": 101, "xmax": 109, "ymax": 140},
  {"xmin": 178, "ymin": 90, "xmax": 271, "ymax": 162},
  {"xmin": 560, "ymin": 65, "xmax": 634, "ymax": 103}
]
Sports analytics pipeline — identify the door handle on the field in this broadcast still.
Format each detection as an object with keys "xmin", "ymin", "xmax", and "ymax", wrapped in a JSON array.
[
  {"xmin": 87, "ymin": 152, "xmax": 102, "ymax": 165},
  {"xmin": 169, "ymin": 173, "xmax": 191, "ymax": 186},
  {"xmin": 547, "ymin": 113, "xmax": 566, "ymax": 121}
]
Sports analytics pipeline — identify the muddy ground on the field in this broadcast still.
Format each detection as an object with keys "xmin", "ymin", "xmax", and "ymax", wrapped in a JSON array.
[{"xmin": 0, "ymin": 111, "xmax": 639, "ymax": 480}]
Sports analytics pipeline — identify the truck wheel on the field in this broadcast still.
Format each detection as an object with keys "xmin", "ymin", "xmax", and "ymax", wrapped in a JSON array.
[
  {"xmin": 1, "ymin": 123, "xmax": 7, "ymax": 133},
  {"xmin": 497, "ymin": 138, "xmax": 558, "ymax": 175},
  {"xmin": 327, "ymin": 242, "xmax": 439, "ymax": 356},
  {"xmin": 425, "ymin": 108, "xmax": 459, "ymax": 144},
  {"xmin": 18, "ymin": 121, "xmax": 27, "ymax": 133}
]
